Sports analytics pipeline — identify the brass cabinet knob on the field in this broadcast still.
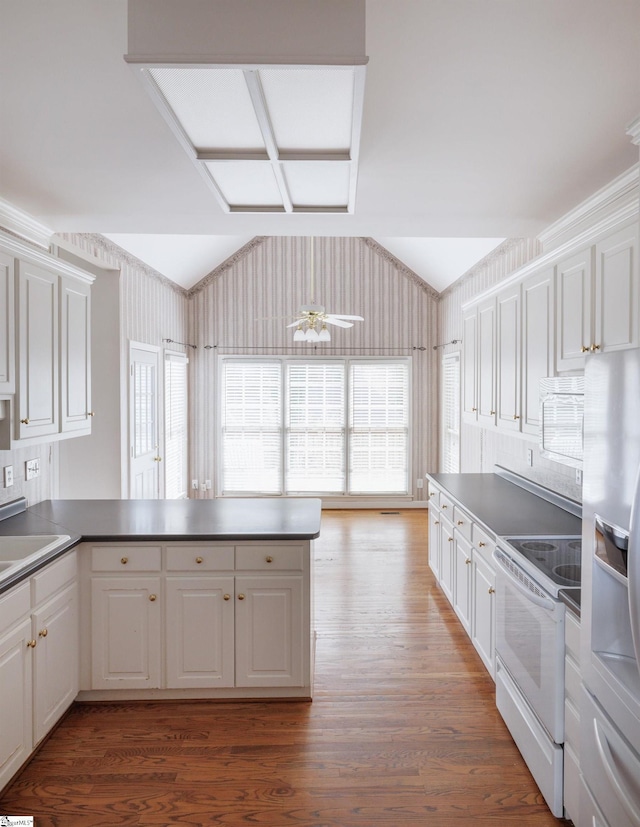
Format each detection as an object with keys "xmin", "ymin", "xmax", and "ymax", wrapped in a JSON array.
[
  {"xmin": 223, "ymin": 594, "xmax": 231, "ymax": 601},
  {"xmin": 457, "ymin": 520, "xmax": 464, "ymax": 526},
  {"xmin": 195, "ymin": 556, "xmax": 203, "ymax": 564},
  {"xmin": 20, "ymin": 418, "xmax": 29, "ymax": 425},
  {"xmin": 434, "ymin": 520, "xmax": 440, "ymax": 526},
  {"xmin": 581, "ymin": 345, "xmax": 589, "ymax": 353},
  {"xmin": 149, "ymin": 594, "xmax": 157, "ymax": 602},
  {"xmin": 265, "ymin": 556, "xmax": 273, "ymax": 563},
  {"xmin": 153, "ymin": 456, "xmax": 162, "ymax": 462},
  {"xmin": 488, "ymin": 587, "xmax": 495, "ymax": 594},
  {"xmin": 121, "ymin": 557, "xmax": 128, "ymax": 565},
  {"xmin": 471, "ymin": 407, "xmax": 477, "ymax": 412},
  {"xmin": 441, "ymin": 504, "xmax": 447, "ymax": 509},
  {"xmin": 88, "ymin": 411, "xmax": 95, "ymax": 417},
  {"xmin": 429, "ymin": 492, "xmax": 436, "ymax": 497},
  {"xmin": 38, "ymin": 628, "xmax": 48, "ymax": 638},
  {"xmin": 27, "ymin": 639, "xmax": 37, "ymax": 648},
  {"xmin": 448, "ymin": 537, "xmax": 454, "ymax": 543},
  {"xmin": 238, "ymin": 593, "xmax": 245, "ymax": 600},
  {"xmin": 513, "ymin": 415, "xmax": 520, "ymax": 420},
  {"xmin": 465, "ymin": 558, "xmax": 471, "ymax": 565},
  {"xmin": 490, "ymin": 410, "xmax": 496, "ymax": 415},
  {"xmin": 591, "ymin": 344, "xmax": 601, "ymax": 352},
  {"xmin": 478, "ymin": 542, "xmax": 486, "ymax": 547}
]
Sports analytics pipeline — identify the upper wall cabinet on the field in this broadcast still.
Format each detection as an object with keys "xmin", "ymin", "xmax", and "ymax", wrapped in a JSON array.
[
  {"xmin": 496, "ymin": 284, "xmax": 521, "ymax": 432},
  {"xmin": 462, "ymin": 308, "xmax": 478, "ymax": 424},
  {"xmin": 0, "ymin": 233, "xmax": 94, "ymax": 449},
  {"xmin": 521, "ymin": 267, "xmax": 555, "ymax": 436},
  {"xmin": 556, "ymin": 221, "xmax": 639, "ymax": 372}
]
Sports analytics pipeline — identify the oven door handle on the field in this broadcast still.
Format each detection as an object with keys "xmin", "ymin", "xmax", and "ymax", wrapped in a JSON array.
[{"xmin": 492, "ymin": 549, "xmax": 557, "ymax": 612}]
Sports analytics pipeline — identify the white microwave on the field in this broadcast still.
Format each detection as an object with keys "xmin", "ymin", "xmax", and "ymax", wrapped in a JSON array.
[{"xmin": 539, "ymin": 376, "xmax": 584, "ymax": 468}]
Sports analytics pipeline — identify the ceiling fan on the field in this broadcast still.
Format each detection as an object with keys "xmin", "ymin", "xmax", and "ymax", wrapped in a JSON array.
[{"xmin": 286, "ymin": 237, "xmax": 364, "ymax": 343}]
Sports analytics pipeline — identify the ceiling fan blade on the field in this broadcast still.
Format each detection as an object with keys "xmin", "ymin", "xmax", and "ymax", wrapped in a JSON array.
[
  {"xmin": 326, "ymin": 314, "xmax": 364, "ymax": 321},
  {"xmin": 324, "ymin": 317, "xmax": 354, "ymax": 328},
  {"xmin": 286, "ymin": 319, "xmax": 305, "ymax": 328},
  {"xmin": 255, "ymin": 315, "xmax": 297, "ymax": 321}
]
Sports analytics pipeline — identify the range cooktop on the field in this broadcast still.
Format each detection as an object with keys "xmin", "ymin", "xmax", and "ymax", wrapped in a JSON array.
[{"xmin": 500, "ymin": 535, "xmax": 582, "ymax": 593}]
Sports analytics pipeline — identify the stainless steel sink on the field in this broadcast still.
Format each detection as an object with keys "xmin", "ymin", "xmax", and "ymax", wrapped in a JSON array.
[{"xmin": 0, "ymin": 535, "xmax": 71, "ymax": 576}]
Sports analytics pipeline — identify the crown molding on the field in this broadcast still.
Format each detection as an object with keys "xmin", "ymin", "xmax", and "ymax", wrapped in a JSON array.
[
  {"xmin": 0, "ymin": 229, "xmax": 94, "ymax": 285},
  {"xmin": 438, "ymin": 238, "xmax": 529, "ymax": 299},
  {"xmin": 538, "ymin": 163, "xmax": 639, "ymax": 252},
  {"xmin": 187, "ymin": 236, "xmax": 269, "ymax": 296},
  {"xmin": 0, "ymin": 198, "xmax": 53, "ymax": 250},
  {"xmin": 627, "ymin": 114, "xmax": 640, "ymax": 146}
]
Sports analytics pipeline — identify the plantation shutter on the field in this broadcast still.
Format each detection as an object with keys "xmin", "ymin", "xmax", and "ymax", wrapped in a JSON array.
[
  {"xmin": 286, "ymin": 362, "xmax": 345, "ymax": 493},
  {"xmin": 442, "ymin": 353, "xmax": 460, "ymax": 473},
  {"xmin": 164, "ymin": 351, "xmax": 188, "ymax": 499},
  {"xmin": 222, "ymin": 360, "xmax": 283, "ymax": 494},
  {"xmin": 349, "ymin": 362, "xmax": 409, "ymax": 494}
]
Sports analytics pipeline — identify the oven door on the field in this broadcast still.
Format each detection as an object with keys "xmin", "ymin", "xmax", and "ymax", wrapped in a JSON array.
[{"xmin": 493, "ymin": 547, "xmax": 566, "ymax": 743}]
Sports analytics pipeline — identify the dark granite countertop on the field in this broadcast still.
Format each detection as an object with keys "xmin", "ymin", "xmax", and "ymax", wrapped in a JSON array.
[
  {"xmin": 0, "ymin": 498, "xmax": 321, "ymax": 595},
  {"xmin": 427, "ymin": 473, "xmax": 581, "ymax": 537}
]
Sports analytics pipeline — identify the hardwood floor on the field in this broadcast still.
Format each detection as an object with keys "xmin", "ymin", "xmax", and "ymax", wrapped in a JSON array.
[{"xmin": 0, "ymin": 510, "xmax": 563, "ymax": 826}]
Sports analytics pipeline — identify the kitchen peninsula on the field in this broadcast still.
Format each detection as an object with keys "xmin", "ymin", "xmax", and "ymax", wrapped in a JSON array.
[{"xmin": 0, "ymin": 497, "xmax": 320, "ymax": 791}]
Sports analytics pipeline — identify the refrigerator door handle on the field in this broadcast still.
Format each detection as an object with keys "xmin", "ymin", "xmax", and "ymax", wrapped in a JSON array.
[{"xmin": 628, "ymin": 464, "xmax": 640, "ymax": 668}]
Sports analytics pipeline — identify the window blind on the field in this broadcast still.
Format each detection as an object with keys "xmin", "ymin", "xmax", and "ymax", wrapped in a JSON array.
[
  {"xmin": 164, "ymin": 352, "xmax": 188, "ymax": 499},
  {"xmin": 442, "ymin": 353, "xmax": 460, "ymax": 473}
]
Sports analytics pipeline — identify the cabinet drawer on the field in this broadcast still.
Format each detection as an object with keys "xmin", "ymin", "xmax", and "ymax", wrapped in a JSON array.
[
  {"xmin": 235, "ymin": 546, "xmax": 304, "ymax": 571},
  {"xmin": 565, "ymin": 611, "xmax": 580, "ymax": 663},
  {"xmin": 427, "ymin": 484, "xmax": 440, "ymax": 507},
  {"xmin": 453, "ymin": 506, "xmax": 472, "ymax": 542},
  {"xmin": 0, "ymin": 581, "xmax": 30, "ymax": 629},
  {"xmin": 439, "ymin": 493, "xmax": 454, "ymax": 515},
  {"xmin": 166, "ymin": 546, "xmax": 234, "ymax": 571},
  {"xmin": 472, "ymin": 524, "xmax": 495, "ymax": 565},
  {"xmin": 91, "ymin": 546, "xmax": 162, "ymax": 572},
  {"xmin": 32, "ymin": 551, "xmax": 77, "ymax": 605}
]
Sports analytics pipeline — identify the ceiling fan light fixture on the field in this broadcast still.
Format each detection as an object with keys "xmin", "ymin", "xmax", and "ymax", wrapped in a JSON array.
[
  {"xmin": 318, "ymin": 324, "xmax": 331, "ymax": 342},
  {"xmin": 293, "ymin": 325, "xmax": 306, "ymax": 342},
  {"xmin": 305, "ymin": 327, "xmax": 320, "ymax": 343}
]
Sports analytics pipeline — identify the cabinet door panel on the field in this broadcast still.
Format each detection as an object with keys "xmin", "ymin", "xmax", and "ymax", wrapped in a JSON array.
[
  {"xmin": 453, "ymin": 533, "xmax": 472, "ymax": 633},
  {"xmin": 428, "ymin": 507, "xmax": 441, "ymax": 580},
  {"xmin": 595, "ymin": 222, "xmax": 639, "ymax": 353},
  {"xmin": 472, "ymin": 554, "xmax": 495, "ymax": 678},
  {"xmin": 0, "ymin": 251, "xmax": 15, "ymax": 393},
  {"xmin": 61, "ymin": 277, "xmax": 91, "ymax": 432},
  {"xmin": 477, "ymin": 299, "xmax": 496, "ymax": 425},
  {"xmin": 521, "ymin": 267, "xmax": 554, "ymax": 435},
  {"xmin": 0, "ymin": 618, "xmax": 32, "ymax": 790},
  {"xmin": 17, "ymin": 261, "xmax": 59, "ymax": 439},
  {"xmin": 235, "ymin": 575, "xmax": 303, "ymax": 687},
  {"xmin": 33, "ymin": 583, "xmax": 79, "ymax": 743},
  {"xmin": 462, "ymin": 310, "xmax": 478, "ymax": 423},
  {"xmin": 556, "ymin": 248, "xmax": 592, "ymax": 372},
  {"xmin": 496, "ymin": 285, "xmax": 521, "ymax": 431},
  {"xmin": 91, "ymin": 577, "xmax": 161, "ymax": 689},
  {"xmin": 439, "ymin": 517, "xmax": 455, "ymax": 605},
  {"xmin": 166, "ymin": 576, "xmax": 235, "ymax": 688}
]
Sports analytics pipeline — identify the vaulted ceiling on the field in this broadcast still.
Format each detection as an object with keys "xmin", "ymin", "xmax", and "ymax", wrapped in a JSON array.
[{"xmin": 1, "ymin": 0, "xmax": 639, "ymax": 290}]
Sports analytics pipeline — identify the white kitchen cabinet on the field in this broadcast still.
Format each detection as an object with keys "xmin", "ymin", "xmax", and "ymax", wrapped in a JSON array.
[
  {"xmin": 439, "ymin": 515, "xmax": 455, "ymax": 605},
  {"xmin": 32, "ymin": 581, "xmax": 78, "ymax": 743},
  {"xmin": 471, "ymin": 549, "xmax": 496, "ymax": 677},
  {"xmin": 16, "ymin": 260, "xmax": 59, "ymax": 440},
  {"xmin": 165, "ymin": 575, "xmax": 235, "ymax": 688},
  {"xmin": 521, "ymin": 267, "xmax": 555, "ymax": 436},
  {"xmin": 462, "ymin": 307, "xmax": 478, "ymax": 424},
  {"xmin": 91, "ymin": 576, "xmax": 162, "ymax": 690},
  {"xmin": 427, "ymin": 505, "xmax": 441, "ymax": 580},
  {"xmin": 60, "ymin": 275, "xmax": 92, "ymax": 433},
  {"xmin": 453, "ymin": 532, "xmax": 472, "ymax": 634},
  {"xmin": 85, "ymin": 540, "xmax": 312, "ymax": 698},
  {"xmin": 496, "ymin": 284, "xmax": 521, "ymax": 431},
  {"xmin": 0, "ymin": 250, "xmax": 15, "ymax": 394},
  {"xmin": 556, "ymin": 246, "xmax": 592, "ymax": 372},
  {"xmin": 477, "ymin": 297, "xmax": 497, "ymax": 427},
  {"xmin": 0, "ymin": 552, "xmax": 78, "ymax": 791}
]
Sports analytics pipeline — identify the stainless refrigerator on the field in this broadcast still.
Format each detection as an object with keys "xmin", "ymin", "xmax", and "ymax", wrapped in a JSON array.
[{"xmin": 581, "ymin": 348, "xmax": 640, "ymax": 826}]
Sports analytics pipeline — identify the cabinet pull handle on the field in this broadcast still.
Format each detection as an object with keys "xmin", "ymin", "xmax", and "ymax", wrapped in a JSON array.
[
  {"xmin": 457, "ymin": 520, "xmax": 464, "ymax": 526},
  {"xmin": 591, "ymin": 344, "xmax": 601, "ymax": 352},
  {"xmin": 488, "ymin": 587, "xmax": 495, "ymax": 594},
  {"xmin": 238, "ymin": 593, "xmax": 245, "ymax": 600},
  {"xmin": 38, "ymin": 628, "xmax": 48, "ymax": 638},
  {"xmin": 26, "ymin": 639, "xmax": 37, "ymax": 648},
  {"xmin": 20, "ymin": 418, "xmax": 29, "ymax": 425},
  {"xmin": 478, "ymin": 542, "xmax": 486, "ymax": 547},
  {"xmin": 581, "ymin": 345, "xmax": 589, "ymax": 353},
  {"xmin": 223, "ymin": 593, "xmax": 231, "ymax": 601},
  {"xmin": 265, "ymin": 555, "xmax": 273, "ymax": 563},
  {"xmin": 121, "ymin": 557, "xmax": 128, "ymax": 565},
  {"xmin": 149, "ymin": 594, "xmax": 157, "ymax": 602},
  {"xmin": 195, "ymin": 556, "xmax": 203, "ymax": 564},
  {"xmin": 465, "ymin": 558, "xmax": 471, "ymax": 565}
]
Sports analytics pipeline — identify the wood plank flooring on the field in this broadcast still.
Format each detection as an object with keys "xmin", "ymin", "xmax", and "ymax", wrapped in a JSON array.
[{"xmin": 0, "ymin": 510, "xmax": 563, "ymax": 826}]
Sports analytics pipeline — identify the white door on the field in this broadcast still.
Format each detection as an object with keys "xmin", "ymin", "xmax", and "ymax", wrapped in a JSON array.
[{"xmin": 129, "ymin": 343, "xmax": 161, "ymax": 499}]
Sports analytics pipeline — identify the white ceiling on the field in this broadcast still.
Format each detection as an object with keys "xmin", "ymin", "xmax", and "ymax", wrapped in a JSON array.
[{"xmin": 1, "ymin": 0, "xmax": 639, "ymax": 291}]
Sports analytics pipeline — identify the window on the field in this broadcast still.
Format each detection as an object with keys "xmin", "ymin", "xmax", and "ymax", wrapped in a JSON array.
[
  {"xmin": 164, "ymin": 351, "xmax": 188, "ymax": 499},
  {"xmin": 221, "ymin": 358, "xmax": 409, "ymax": 496},
  {"xmin": 441, "ymin": 352, "xmax": 460, "ymax": 473}
]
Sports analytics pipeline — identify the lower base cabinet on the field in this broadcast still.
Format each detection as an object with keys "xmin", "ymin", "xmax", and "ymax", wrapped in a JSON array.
[
  {"xmin": 471, "ymin": 552, "xmax": 496, "ymax": 676},
  {"xmin": 84, "ymin": 541, "xmax": 311, "ymax": 698},
  {"xmin": 0, "ymin": 552, "xmax": 78, "ymax": 791}
]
